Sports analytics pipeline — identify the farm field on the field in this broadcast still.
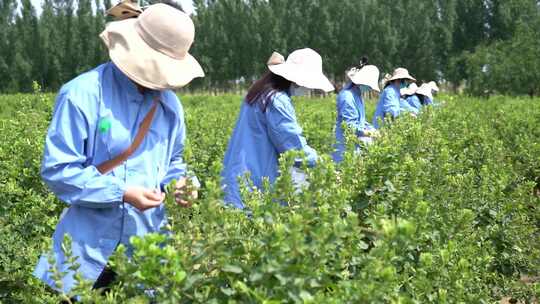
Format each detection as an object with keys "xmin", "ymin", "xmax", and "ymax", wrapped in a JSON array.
[{"xmin": 0, "ymin": 92, "xmax": 539, "ymax": 303}]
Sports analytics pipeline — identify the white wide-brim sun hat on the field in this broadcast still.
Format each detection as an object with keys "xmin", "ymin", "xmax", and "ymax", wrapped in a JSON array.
[
  {"xmin": 267, "ymin": 48, "xmax": 334, "ymax": 93},
  {"xmin": 347, "ymin": 65, "xmax": 381, "ymax": 92},
  {"xmin": 389, "ymin": 67, "xmax": 416, "ymax": 82},
  {"xmin": 100, "ymin": 4, "xmax": 204, "ymax": 90},
  {"xmin": 400, "ymin": 83, "xmax": 419, "ymax": 96},
  {"xmin": 416, "ymin": 84, "xmax": 434, "ymax": 100},
  {"xmin": 428, "ymin": 81, "xmax": 440, "ymax": 93}
]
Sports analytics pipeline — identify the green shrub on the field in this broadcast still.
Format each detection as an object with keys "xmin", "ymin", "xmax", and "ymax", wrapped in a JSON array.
[{"xmin": 0, "ymin": 93, "xmax": 538, "ymax": 303}]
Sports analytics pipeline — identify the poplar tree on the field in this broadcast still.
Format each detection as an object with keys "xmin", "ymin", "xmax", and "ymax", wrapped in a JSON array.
[
  {"xmin": 0, "ymin": 0, "xmax": 17, "ymax": 91},
  {"xmin": 0, "ymin": 0, "xmax": 538, "ymax": 94}
]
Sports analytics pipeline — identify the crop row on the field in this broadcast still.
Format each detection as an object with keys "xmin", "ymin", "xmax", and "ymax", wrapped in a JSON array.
[{"xmin": 0, "ymin": 93, "xmax": 538, "ymax": 303}]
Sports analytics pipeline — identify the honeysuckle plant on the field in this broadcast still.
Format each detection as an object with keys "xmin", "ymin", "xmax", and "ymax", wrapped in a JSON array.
[{"xmin": 0, "ymin": 94, "xmax": 538, "ymax": 303}]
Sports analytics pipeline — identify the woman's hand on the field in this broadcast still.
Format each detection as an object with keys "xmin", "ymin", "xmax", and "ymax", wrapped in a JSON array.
[
  {"xmin": 174, "ymin": 177, "xmax": 198, "ymax": 208},
  {"xmin": 123, "ymin": 187, "xmax": 165, "ymax": 211}
]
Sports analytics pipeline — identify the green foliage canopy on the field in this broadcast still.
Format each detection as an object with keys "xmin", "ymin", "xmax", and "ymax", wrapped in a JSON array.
[{"xmin": 0, "ymin": 0, "xmax": 539, "ymax": 95}]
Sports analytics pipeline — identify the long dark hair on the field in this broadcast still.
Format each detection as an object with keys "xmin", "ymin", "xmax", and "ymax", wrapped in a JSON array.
[
  {"xmin": 245, "ymin": 71, "xmax": 292, "ymax": 112},
  {"xmin": 418, "ymin": 95, "xmax": 427, "ymax": 105}
]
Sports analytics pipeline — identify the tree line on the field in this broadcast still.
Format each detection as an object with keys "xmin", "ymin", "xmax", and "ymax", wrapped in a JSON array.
[{"xmin": 1, "ymin": 0, "xmax": 539, "ymax": 95}]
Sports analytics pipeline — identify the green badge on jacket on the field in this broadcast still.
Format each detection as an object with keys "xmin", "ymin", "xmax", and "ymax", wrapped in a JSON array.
[{"xmin": 98, "ymin": 117, "xmax": 111, "ymax": 133}]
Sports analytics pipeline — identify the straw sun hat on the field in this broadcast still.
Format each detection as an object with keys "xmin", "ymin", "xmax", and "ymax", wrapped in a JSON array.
[
  {"xmin": 389, "ymin": 67, "xmax": 416, "ymax": 82},
  {"xmin": 347, "ymin": 65, "xmax": 381, "ymax": 92},
  {"xmin": 100, "ymin": 3, "xmax": 204, "ymax": 90},
  {"xmin": 106, "ymin": 0, "xmax": 142, "ymax": 21},
  {"xmin": 267, "ymin": 48, "xmax": 334, "ymax": 92}
]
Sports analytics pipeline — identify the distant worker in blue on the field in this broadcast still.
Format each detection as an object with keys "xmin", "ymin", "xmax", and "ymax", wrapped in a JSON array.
[
  {"xmin": 426, "ymin": 81, "xmax": 440, "ymax": 105},
  {"xmin": 221, "ymin": 49, "xmax": 334, "ymax": 209},
  {"xmin": 34, "ymin": 4, "xmax": 204, "ymax": 294},
  {"xmin": 372, "ymin": 68, "xmax": 416, "ymax": 129},
  {"xmin": 428, "ymin": 81, "xmax": 440, "ymax": 95},
  {"xmin": 401, "ymin": 83, "xmax": 421, "ymax": 114},
  {"xmin": 333, "ymin": 57, "xmax": 380, "ymax": 163},
  {"xmin": 416, "ymin": 83, "xmax": 435, "ymax": 107}
]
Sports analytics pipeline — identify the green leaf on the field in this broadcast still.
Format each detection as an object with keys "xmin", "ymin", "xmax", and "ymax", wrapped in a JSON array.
[{"xmin": 222, "ymin": 264, "xmax": 243, "ymax": 274}]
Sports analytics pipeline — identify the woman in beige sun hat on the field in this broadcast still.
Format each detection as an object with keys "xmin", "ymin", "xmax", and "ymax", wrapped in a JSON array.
[
  {"xmin": 34, "ymin": 4, "xmax": 204, "ymax": 294},
  {"xmin": 372, "ymin": 67, "xmax": 416, "ymax": 129},
  {"xmin": 221, "ymin": 48, "xmax": 334, "ymax": 209},
  {"xmin": 333, "ymin": 56, "xmax": 381, "ymax": 163},
  {"xmin": 101, "ymin": 3, "xmax": 204, "ymax": 89}
]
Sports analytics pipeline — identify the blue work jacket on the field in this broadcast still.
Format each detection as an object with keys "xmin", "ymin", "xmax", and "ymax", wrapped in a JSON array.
[
  {"xmin": 333, "ymin": 83, "xmax": 370, "ymax": 162},
  {"xmin": 34, "ymin": 62, "xmax": 189, "ymax": 293},
  {"xmin": 400, "ymin": 97, "xmax": 419, "ymax": 114},
  {"xmin": 221, "ymin": 91, "xmax": 317, "ymax": 209},
  {"xmin": 407, "ymin": 95, "xmax": 422, "ymax": 111},
  {"xmin": 372, "ymin": 84, "xmax": 401, "ymax": 129}
]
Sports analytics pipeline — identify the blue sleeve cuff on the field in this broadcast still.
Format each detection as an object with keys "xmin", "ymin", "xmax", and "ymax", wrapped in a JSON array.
[{"xmin": 110, "ymin": 181, "xmax": 127, "ymax": 203}]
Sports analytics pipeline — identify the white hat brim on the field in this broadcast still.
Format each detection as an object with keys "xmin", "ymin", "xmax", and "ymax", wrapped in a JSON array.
[
  {"xmin": 400, "ymin": 83, "xmax": 418, "ymax": 96},
  {"xmin": 416, "ymin": 87, "xmax": 433, "ymax": 100},
  {"xmin": 390, "ymin": 75, "xmax": 416, "ymax": 82},
  {"xmin": 101, "ymin": 19, "xmax": 205, "ymax": 90},
  {"xmin": 400, "ymin": 88, "xmax": 415, "ymax": 96},
  {"xmin": 429, "ymin": 82, "xmax": 440, "ymax": 92},
  {"xmin": 268, "ymin": 63, "xmax": 334, "ymax": 93},
  {"xmin": 389, "ymin": 72, "xmax": 416, "ymax": 82},
  {"xmin": 348, "ymin": 68, "xmax": 380, "ymax": 92},
  {"xmin": 349, "ymin": 77, "xmax": 380, "ymax": 92}
]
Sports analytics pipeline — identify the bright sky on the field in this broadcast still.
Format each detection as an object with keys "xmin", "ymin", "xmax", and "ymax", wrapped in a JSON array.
[{"xmin": 29, "ymin": 0, "xmax": 195, "ymax": 15}]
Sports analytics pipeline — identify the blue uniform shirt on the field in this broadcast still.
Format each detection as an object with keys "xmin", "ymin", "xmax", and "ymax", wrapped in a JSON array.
[
  {"xmin": 407, "ymin": 95, "xmax": 422, "ymax": 111},
  {"xmin": 34, "ymin": 62, "xmax": 189, "ymax": 293},
  {"xmin": 221, "ymin": 91, "xmax": 317, "ymax": 209},
  {"xmin": 372, "ymin": 84, "xmax": 401, "ymax": 129},
  {"xmin": 400, "ymin": 97, "xmax": 419, "ymax": 115},
  {"xmin": 333, "ymin": 83, "xmax": 369, "ymax": 162}
]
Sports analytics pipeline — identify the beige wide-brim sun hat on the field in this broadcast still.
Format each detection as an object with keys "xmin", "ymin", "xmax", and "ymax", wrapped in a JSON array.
[
  {"xmin": 267, "ymin": 48, "xmax": 334, "ymax": 93},
  {"xmin": 428, "ymin": 81, "xmax": 440, "ymax": 92},
  {"xmin": 347, "ymin": 65, "xmax": 381, "ymax": 92},
  {"xmin": 106, "ymin": 0, "xmax": 142, "ymax": 20},
  {"xmin": 389, "ymin": 67, "xmax": 416, "ymax": 82},
  {"xmin": 400, "ymin": 83, "xmax": 419, "ymax": 96},
  {"xmin": 100, "ymin": 4, "xmax": 204, "ymax": 90},
  {"xmin": 416, "ymin": 84, "xmax": 434, "ymax": 100}
]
